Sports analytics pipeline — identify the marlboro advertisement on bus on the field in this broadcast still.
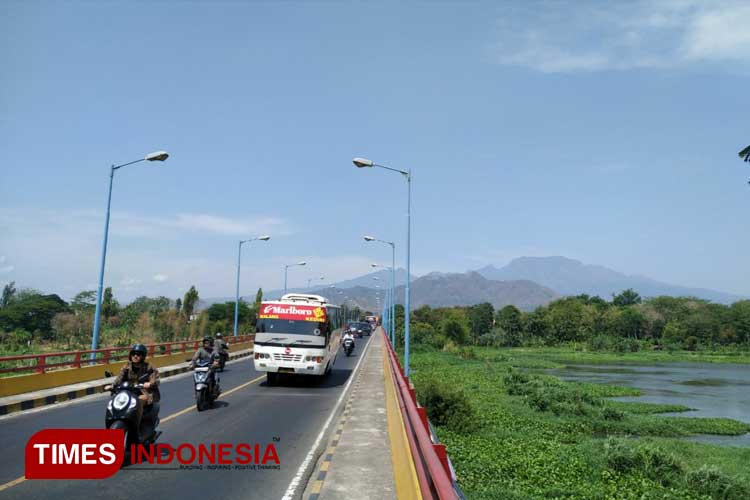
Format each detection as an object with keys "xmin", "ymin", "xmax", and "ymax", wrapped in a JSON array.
[{"xmin": 258, "ymin": 304, "xmax": 327, "ymax": 322}]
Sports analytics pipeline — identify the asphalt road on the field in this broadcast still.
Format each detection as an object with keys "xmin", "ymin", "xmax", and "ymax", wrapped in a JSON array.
[{"xmin": 0, "ymin": 334, "xmax": 373, "ymax": 500}]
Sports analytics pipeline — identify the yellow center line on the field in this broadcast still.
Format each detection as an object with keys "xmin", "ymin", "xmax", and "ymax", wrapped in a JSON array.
[
  {"xmin": 0, "ymin": 476, "xmax": 25, "ymax": 492},
  {"xmin": 161, "ymin": 373, "xmax": 265, "ymax": 423},
  {"xmin": 0, "ymin": 373, "xmax": 266, "ymax": 492}
]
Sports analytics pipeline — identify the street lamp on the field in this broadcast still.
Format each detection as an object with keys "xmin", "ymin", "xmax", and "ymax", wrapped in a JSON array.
[
  {"xmin": 354, "ymin": 157, "xmax": 412, "ymax": 376},
  {"xmin": 739, "ymin": 145, "xmax": 750, "ymax": 183},
  {"xmin": 371, "ymin": 262, "xmax": 394, "ymax": 343},
  {"xmin": 90, "ymin": 150, "xmax": 169, "ymax": 360},
  {"xmin": 284, "ymin": 261, "xmax": 307, "ymax": 295},
  {"xmin": 307, "ymin": 276, "xmax": 325, "ymax": 290},
  {"xmin": 364, "ymin": 235, "xmax": 397, "ymax": 348},
  {"xmin": 234, "ymin": 235, "xmax": 270, "ymax": 337}
]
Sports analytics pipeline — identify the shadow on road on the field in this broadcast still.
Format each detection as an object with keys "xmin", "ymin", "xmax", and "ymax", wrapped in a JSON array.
[{"xmin": 260, "ymin": 368, "xmax": 354, "ymax": 389}]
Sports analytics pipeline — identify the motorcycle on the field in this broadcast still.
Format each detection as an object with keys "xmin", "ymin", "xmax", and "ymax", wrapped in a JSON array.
[
  {"xmin": 104, "ymin": 370, "xmax": 161, "ymax": 461},
  {"xmin": 217, "ymin": 346, "xmax": 229, "ymax": 372},
  {"xmin": 343, "ymin": 338, "xmax": 355, "ymax": 357},
  {"xmin": 193, "ymin": 358, "xmax": 220, "ymax": 411}
]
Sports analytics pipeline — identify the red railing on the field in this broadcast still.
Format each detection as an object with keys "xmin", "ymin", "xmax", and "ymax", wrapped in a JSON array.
[
  {"xmin": 383, "ymin": 329, "xmax": 459, "ymax": 500},
  {"xmin": 0, "ymin": 334, "xmax": 255, "ymax": 375}
]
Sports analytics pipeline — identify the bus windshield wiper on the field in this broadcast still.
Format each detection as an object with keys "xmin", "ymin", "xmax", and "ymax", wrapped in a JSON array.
[
  {"xmin": 268, "ymin": 337, "xmax": 289, "ymax": 342},
  {"xmin": 295, "ymin": 339, "xmax": 313, "ymax": 343}
]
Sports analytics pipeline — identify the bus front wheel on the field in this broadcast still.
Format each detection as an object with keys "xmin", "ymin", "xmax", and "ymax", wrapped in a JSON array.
[{"xmin": 266, "ymin": 372, "xmax": 278, "ymax": 386}]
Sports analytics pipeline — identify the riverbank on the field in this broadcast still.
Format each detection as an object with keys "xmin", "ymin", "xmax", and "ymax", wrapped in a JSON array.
[
  {"xmin": 508, "ymin": 345, "xmax": 750, "ymax": 366},
  {"xmin": 409, "ymin": 346, "xmax": 750, "ymax": 499}
]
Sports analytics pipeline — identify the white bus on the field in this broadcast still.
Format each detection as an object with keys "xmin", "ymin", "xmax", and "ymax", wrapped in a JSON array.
[{"xmin": 253, "ymin": 294, "xmax": 343, "ymax": 385}]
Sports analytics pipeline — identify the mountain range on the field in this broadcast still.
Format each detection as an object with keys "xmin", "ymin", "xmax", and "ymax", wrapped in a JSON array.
[
  {"xmin": 199, "ymin": 256, "xmax": 746, "ymax": 312},
  {"xmin": 476, "ymin": 256, "xmax": 745, "ymax": 305}
]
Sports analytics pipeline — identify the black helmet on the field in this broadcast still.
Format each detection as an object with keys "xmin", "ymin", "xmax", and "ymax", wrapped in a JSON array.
[
  {"xmin": 203, "ymin": 335, "xmax": 213, "ymax": 343},
  {"xmin": 130, "ymin": 343, "xmax": 148, "ymax": 361}
]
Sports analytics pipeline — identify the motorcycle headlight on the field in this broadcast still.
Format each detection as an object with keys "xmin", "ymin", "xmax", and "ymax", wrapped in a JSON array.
[
  {"xmin": 196, "ymin": 372, "xmax": 208, "ymax": 382},
  {"xmin": 113, "ymin": 392, "xmax": 130, "ymax": 410}
]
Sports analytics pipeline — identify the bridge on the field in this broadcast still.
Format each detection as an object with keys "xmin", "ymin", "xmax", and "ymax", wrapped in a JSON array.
[{"xmin": 0, "ymin": 329, "xmax": 461, "ymax": 499}]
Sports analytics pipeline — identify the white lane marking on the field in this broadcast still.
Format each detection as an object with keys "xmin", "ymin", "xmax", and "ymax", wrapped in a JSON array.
[
  {"xmin": 0, "ymin": 356, "xmax": 252, "ymax": 421},
  {"xmin": 281, "ymin": 335, "xmax": 374, "ymax": 500}
]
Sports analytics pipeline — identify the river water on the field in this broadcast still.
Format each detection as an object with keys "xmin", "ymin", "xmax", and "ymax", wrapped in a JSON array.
[{"xmin": 547, "ymin": 363, "xmax": 750, "ymax": 447}]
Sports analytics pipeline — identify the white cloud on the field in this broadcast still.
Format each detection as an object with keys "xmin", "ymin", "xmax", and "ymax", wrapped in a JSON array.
[
  {"xmin": 121, "ymin": 277, "xmax": 142, "ymax": 287},
  {"xmin": 153, "ymin": 274, "xmax": 168, "ymax": 282},
  {"xmin": 0, "ymin": 265, "xmax": 14, "ymax": 274},
  {"xmin": 490, "ymin": 1, "xmax": 750, "ymax": 73}
]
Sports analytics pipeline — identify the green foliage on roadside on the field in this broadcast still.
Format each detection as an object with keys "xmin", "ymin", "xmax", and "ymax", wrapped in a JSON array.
[{"xmin": 408, "ymin": 348, "xmax": 750, "ymax": 499}]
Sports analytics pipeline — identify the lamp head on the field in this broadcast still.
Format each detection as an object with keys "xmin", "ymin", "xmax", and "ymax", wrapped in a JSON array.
[
  {"xmin": 364, "ymin": 235, "xmax": 375, "ymax": 242},
  {"xmin": 258, "ymin": 235, "xmax": 271, "ymax": 241},
  {"xmin": 145, "ymin": 151, "xmax": 169, "ymax": 162},
  {"xmin": 353, "ymin": 157, "xmax": 374, "ymax": 168}
]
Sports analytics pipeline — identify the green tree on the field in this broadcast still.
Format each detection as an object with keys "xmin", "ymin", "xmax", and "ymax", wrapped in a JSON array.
[
  {"xmin": 1, "ymin": 281, "xmax": 16, "ymax": 307},
  {"xmin": 175, "ymin": 297, "xmax": 182, "ymax": 312},
  {"xmin": 615, "ymin": 307, "xmax": 647, "ymax": 339},
  {"xmin": 412, "ymin": 305, "xmax": 440, "ymax": 328},
  {"xmin": 544, "ymin": 297, "xmax": 594, "ymax": 342},
  {"xmin": 524, "ymin": 308, "xmax": 548, "ymax": 342},
  {"xmin": 496, "ymin": 305, "xmax": 522, "ymax": 336},
  {"xmin": 411, "ymin": 321, "xmax": 438, "ymax": 347},
  {"xmin": 612, "ymin": 289, "xmax": 642, "ymax": 307},
  {"xmin": 183, "ymin": 286, "xmax": 199, "ymax": 318},
  {"xmin": 254, "ymin": 288, "xmax": 263, "ymax": 311},
  {"xmin": 70, "ymin": 290, "xmax": 97, "ymax": 314},
  {"xmin": 0, "ymin": 293, "xmax": 70, "ymax": 340},
  {"xmin": 102, "ymin": 287, "xmax": 119, "ymax": 319},
  {"xmin": 468, "ymin": 303, "xmax": 494, "ymax": 343},
  {"xmin": 441, "ymin": 319, "xmax": 469, "ymax": 345},
  {"xmin": 729, "ymin": 300, "xmax": 750, "ymax": 344}
]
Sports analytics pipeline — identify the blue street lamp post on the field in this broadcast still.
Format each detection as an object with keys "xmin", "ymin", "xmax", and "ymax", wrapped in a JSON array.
[
  {"xmin": 284, "ymin": 261, "xmax": 307, "ymax": 295},
  {"xmin": 370, "ymin": 257, "xmax": 395, "ymax": 345},
  {"xmin": 234, "ymin": 236, "xmax": 270, "ymax": 337},
  {"xmin": 355, "ymin": 157, "xmax": 412, "ymax": 377},
  {"xmin": 90, "ymin": 151, "xmax": 169, "ymax": 360}
]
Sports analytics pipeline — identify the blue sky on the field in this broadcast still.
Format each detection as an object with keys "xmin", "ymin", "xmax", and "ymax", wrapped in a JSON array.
[{"xmin": 1, "ymin": 1, "xmax": 749, "ymax": 302}]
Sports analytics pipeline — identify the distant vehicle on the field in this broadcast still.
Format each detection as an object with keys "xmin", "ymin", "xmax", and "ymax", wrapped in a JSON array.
[
  {"xmin": 346, "ymin": 322, "xmax": 370, "ymax": 338},
  {"xmin": 254, "ymin": 294, "xmax": 342, "ymax": 385},
  {"xmin": 365, "ymin": 315, "xmax": 378, "ymax": 329}
]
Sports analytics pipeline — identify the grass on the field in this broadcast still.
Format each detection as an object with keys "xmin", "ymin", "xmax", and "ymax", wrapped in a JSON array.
[{"xmin": 408, "ymin": 346, "xmax": 750, "ymax": 500}]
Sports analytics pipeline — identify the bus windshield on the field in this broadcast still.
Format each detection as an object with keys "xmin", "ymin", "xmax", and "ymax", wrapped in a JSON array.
[{"xmin": 256, "ymin": 318, "xmax": 327, "ymax": 336}]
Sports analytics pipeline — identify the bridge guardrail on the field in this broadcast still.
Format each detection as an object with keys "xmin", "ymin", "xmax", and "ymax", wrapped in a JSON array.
[
  {"xmin": 0, "ymin": 334, "xmax": 255, "ymax": 375},
  {"xmin": 383, "ymin": 328, "xmax": 461, "ymax": 500}
]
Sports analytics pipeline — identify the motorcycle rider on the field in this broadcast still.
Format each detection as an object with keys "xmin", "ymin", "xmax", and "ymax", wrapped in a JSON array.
[
  {"xmin": 214, "ymin": 332, "xmax": 228, "ymax": 364},
  {"xmin": 190, "ymin": 335, "xmax": 220, "ymax": 393},
  {"xmin": 190, "ymin": 335, "xmax": 220, "ymax": 367},
  {"xmin": 113, "ymin": 344, "xmax": 160, "ymax": 441},
  {"xmin": 342, "ymin": 330, "xmax": 355, "ymax": 349}
]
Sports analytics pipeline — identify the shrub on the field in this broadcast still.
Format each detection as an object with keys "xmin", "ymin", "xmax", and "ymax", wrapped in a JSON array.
[
  {"xmin": 604, "ymin": 439, "xmax": 683, "ymax": 486},
  {"xmin": 416, "ymin": 379, "xmax": 478, "ymax": 433},
  {"xmin": 601, "ymin": 406, "xmax": 625, "ymax": 421},
  {"xmin": 457, "ymin": 346, "xmax": 476, "ymax": 360},
  {"xmin": 604, "ymin": 438, "xmax": 642, "ymax": 473},
  {"xmin": 684, "ymin": 336, "xmax": 700, "ymax": 351},
  {"xmin": 686, "ymin": 465, "xmax": 750, "ymax": 500},
  {"xmin": 442, "ymin": 340, "xmax": 459, "ymax": 354},
  {"xmin": 589, "ymin": 334, "xmax": 612, "ymax": 351},
  {"xmin": 637, "ymin": 442, "xmax": 683, "ymax": 486}
]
